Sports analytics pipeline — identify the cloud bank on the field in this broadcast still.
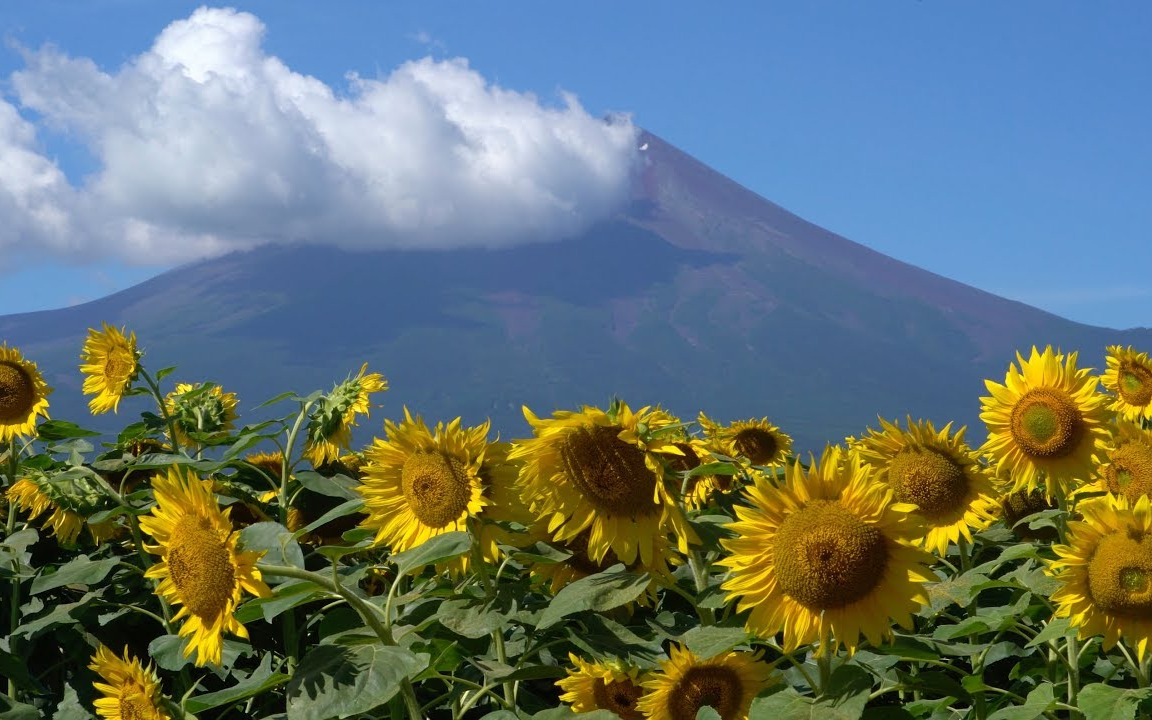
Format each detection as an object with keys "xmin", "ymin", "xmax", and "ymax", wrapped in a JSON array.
[{"xmin": 0, "ymin": 7, "xmax": 639, "ymax": 269}]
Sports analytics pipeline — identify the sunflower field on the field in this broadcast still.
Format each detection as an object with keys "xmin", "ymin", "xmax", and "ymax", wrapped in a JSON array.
[{"xmin": 4, "ymin": 327, "xmax": 1152, "ymax": 720}]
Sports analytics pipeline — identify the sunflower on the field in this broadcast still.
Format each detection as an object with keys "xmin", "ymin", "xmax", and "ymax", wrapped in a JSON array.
[
  {"xmin": 980, "ymin": 346, "xmax": 1111, "ymax": 499},
  {"xmin": 660, "ymin": 436, "xmax": 739, "ymax": 511},
  {"xmin": 509, "ymin": 402, "xmax": 696, "ymax": 574},
  {"xmin": 475, "ymin": 441, "xmax": 534, "ymax": 563},
  {"xmin": 358, "ymin": 409, "xmax": 487, "ymax": 560},
  {"xmin": 7, "ymin": 475, "xmax": 117, "ymax": 545},
  {"xmin": 139, "ymin": 465, "xmax": 271, "ymax": 666},
  {"xmin": 80, "ymin": 323, "xmax": 139, "ymax": 415},
  {"xmin": 698, "ymin": 412, "xmax": 792, "ymax": 469},
  {"xmin": 850, "ymin": 417, "xmax": 999, "ymax": 555},
  {"xmin": 304, "ymin": 364, "xmax": 388, "ymax": 466},
  {"xmin": 164, "ymin": 383, "xmax": 239, "ymax": 449},
  {"xmin": 999, "ymin": 486, "xmax": 1059, "ymax": 542},
  {"xmin": 638, "ymin": 644, "xmax": 776, "ymax": 720},
  {"xmin": 719, "ymin": 446, "xmax": 935, "ymax": 654},
  {"xmin": 557, "ymin": 653, "xmax": 648, "ymax": 719},
  {"xmin": 1103, "ymin": 346, "xmax": 1152, "ymax": 423},
  {"xmin": 89, "ymin": 645, "xmax": 170, "ymax": 720},
  {"xmin": 1088, "ymin": 421, "xmax": 1152, "ymax": 504},
  {"xmin": 0, "ymin": 344, "xmax": 52, "ymax": 443},
  {"xmin": 527, "ymin": 524, "xmax": 666, "ymax": 601},
  {"xmin": 1049, "ymin": 493, "xmax": 1152, "ymax": 660}
]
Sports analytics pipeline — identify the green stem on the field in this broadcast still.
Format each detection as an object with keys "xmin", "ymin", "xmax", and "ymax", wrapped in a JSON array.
[
  {"xmin": 957, "ymin": 536, "xmax": 988, "ymax": 720},
  {"xmin": 688, "ymin": 548, "xmax": 716, "ymax": 625},
  {"xmin": 1065, "ymin": 635, "xmax": 1081, "ymax": 717},
  {"xmin": 5, "ymin": 440, "xmax": 20, "ymax": 700},
  {"xmin": 468, "ymin": 519, "xmax": 514, "ymax": 708},
  {"xmin": 816, "ymin": 649, "xmax": 832, "ymax": 694},
  {"xmin": 139, "ymin": 367, "xmax": 181, "ymax": 451}
]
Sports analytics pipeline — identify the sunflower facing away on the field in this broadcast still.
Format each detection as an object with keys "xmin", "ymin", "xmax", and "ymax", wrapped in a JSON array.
[
  {"xmin": 720, "ymin": 445, "xmax": 935, "ymax": 654},
  {"xmin": 7, "ymin": 473, "xmax": 118, "ymax": 545},
  {"xmin": 1049, "ymin": 493, "xmax": 1152, "ymax": 660},
  {"xmin": 557, "ymin": 653, "xmax": 649, "ymax": 719},
  {"xmin": 80, "ymin": 323, "xmax": 140, "ymax": 415},
  {"xmin": 980, "ymin": 346, "xmax": 1111, "ymax": 498},
  {"xmin": 89, "ymin": 645, "xmax": 170, "ymax": 720},
  {"xmin": 1103, "ymin": 345, "xmax": 1152, "ymax": 423},
  {"xmin": 139, "ymin": 465, "xmax": 271, "ymax": 666},
  {"xmin": 304, "ymin": 364, "xmax": 388, "ymax": 466},
  {"xmin": 164, "ymin": 383, "xmax": 239, "ymax": 449},
  {"xmin": 509, "ymin": 402, "xmax": 696, "ymax": 576},
  {"xmin": 358, "ymin": 409, "xmax": 488, "ymax": 560},
  {"xmin": 851, "ymin": 417, "xmax": 999, "ymax": 555},
  {"xmin": 638, "ymin": 644, "xmax": 776, "ymax": 720},
  {"xmin": 999, "ymin": 485, "xmax": 1059, "ymax": 542},
  {"xmin": 0, "ymin": 344, "xmax": 52, "ymax": 443},
  {"xmin": 697, "ymin": 412, "xmax": 793, "ymax": 469}
]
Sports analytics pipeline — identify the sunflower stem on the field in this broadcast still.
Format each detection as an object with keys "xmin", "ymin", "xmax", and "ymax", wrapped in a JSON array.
[
  {"xmin": 4, "ymin": 440, "xmax": 21, "ymax": 700},
  {"xmin": 957, "ymin": 536, "xmax": 989, "ymax": 719},
  {"xmin": 1065, "ymin": 635, "xmax": 1081, "ymax": 716},
  {"xmin": 816, "ymin": 648, "xmax": 832, "ymax": 694},
  {"xmin": 469, "ymin": 518, "xmax": 515, "ymax": 708},
  {"xmin": 687, "ymin": 548, "xmax": 717, "ymax": 625},
  {"xmin": 140, "ymin": 367, "xmax": 181, "ymax": 453}
]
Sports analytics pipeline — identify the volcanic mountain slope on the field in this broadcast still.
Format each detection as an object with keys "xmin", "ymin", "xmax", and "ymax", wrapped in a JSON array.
[{"xmin": 3, "ymin": 131, "xmax": 1149, "ymax": 450}]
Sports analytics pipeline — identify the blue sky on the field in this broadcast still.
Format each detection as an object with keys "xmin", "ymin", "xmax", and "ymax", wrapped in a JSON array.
[{"xmin": 1, "ymin": 1, "xmax": 1149, "ymax": 329}]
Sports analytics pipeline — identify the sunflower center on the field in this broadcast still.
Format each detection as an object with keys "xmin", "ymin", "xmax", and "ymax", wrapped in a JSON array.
[
  {"xmin": 667, "ymin": 442, "xmax": 701, "ymax": 473},
  {"xmin": 167, "ymin": 515, "xmax": 236, "ymax": 622},
  {"xmin": 887, "ymin": 447, "xmax": 969, "ymax": 518},
  {"xmin": 1119, "ymin": 362, "xmax": 1152, "ymax": 407},
  {"xmin": 669, "ymin": 665, "xmax": 743, "ymax": 720},
  {"xmin": 118, "ymin": 692, "xmax": 155, "ymax": 720},
  {"xmin": 400, "ymin": 451, "xmax": 472, "ymax": 528},
  {"xmin": 103, "ymin": 351, "xmax": 134, "ymax": 385},
  {"xmin": 774, "ymin": 499, "xmax": 888, "ymax": 610},
  {"xmin": 1000, "ymin": 488, "xmax": 1058, "ymax": 541},
  {"xmin": 0, "ymin": 361, "xmax": 35, "ymax": 423},
  {"xmin": 565, "ymin": 529, "xmax": 624, "ymax": 575},
  {"xmin": 558, "ymin": 425, "xmax": 658, "ymax": 516},
  {"xmin": 733, "ymin": 428, "xmax": 778, "ymax": 465},
  {"xmin": 1008, "ymin": 388, "xmax": 1084, "ymax": 459},
  {"xmin": 592, "ymin": 677, "xmax": 644, "ymax": 719},
  {"xmin": 1104, "ymin": 441, "xmax": 1152, "ymax": 502},
  {"xmin": 1088, "ymin": 531, "xmax": 1152, "ymax": 619}
]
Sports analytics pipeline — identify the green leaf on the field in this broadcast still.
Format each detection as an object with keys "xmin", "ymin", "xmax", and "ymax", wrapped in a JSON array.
[
  {"xmin": 295, "ymin": 470, "xmax": 361, "ymax": 500},
  {"xmin": 986, "ymin": 683, "xmax": 1055, "ymax": 720},
  {"xmin": 437, "ymin": 598, "xmax": 508, "ymax": 639},
  {"xmin": 0, "ymin": 694, "xmax": 39, "ymax": 720},
  {"xmin": 530, "ymin": 709, "xmax": 621, "ymax": 720},
  {"xmin": 749, "ymin": 665, "xmax": 872, "ymax": 719},
  {"xmin": 1076, "ymin": 683, "xmax": 1152, "ymax": 720},
  {"xmin": 924, "ymin": 571, "xmax": 991, "ymax": 615},
  {"xmin": 234, "ymin": 579, "xmax": 327, "ymax": 624},
  {"xmin": 677, "ymin": 625, "xmax": 749, "ymax": 658},
  {"xmin": 12, "ymin": 590, "xmax": 103, "ymax": 638},
  {"xmin": 31, "ymin": 555, "xmax": 119, "ymax": 595},
  {"xmin": 1026, "ymin": 617, "xmax": 1075, "ymax": 648},
  {"xmin": 697, "ymin": 708, "xmax": 722, "ymax": 720},
  {"xmin": 293, "ymin": 499, "xmax": 365, "ymax": 540},
  {"xmin": 391, "ymin": 531, "xmax": 471, "ymax": 576},
  {"xmin": 511, "ymin": 541, "xmax": 573, "ymax": 564},
  {"xmin": 35, "ymin": 420, "xmax": 102, "ymax": 440},
  {"xmin": 537, "ymin": 565, "xmax": 650, "ymax": 629},
  {"xmin": 239, "ymin": 522, "xmax": 305, "ymax": 578},
  {"xmin": 186, "ymin": 654, "xmax": 291, "ymax": 713},
  {"xmin": 286, "ymin": 644, "xmax": 428, "ymax": 720}
]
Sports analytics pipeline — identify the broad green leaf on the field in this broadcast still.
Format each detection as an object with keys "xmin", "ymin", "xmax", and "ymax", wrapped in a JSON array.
[
  {"xmin": 749, "ymin": 665, "xmax": 871, "ymax": 719},
  {"xmin": 53, "ymin": 684, "xmax": 90, "ymax": 720},
  {"xmin": 12, "ymin": 590, "xmax": 103, "ymax": 639},
  {"xmin": 697, "ymin": 708, "xmax": 722, "ymax": 720},
  {"xmin": 296, "ymin": 470, "xmax": 360, "ymax": 500},
  {"xmin": 286, "ymin": 644, "xmax": 428, "ymax": 720},
  {"xmin": 531, "ymin": 709, "xmax": 620, "ymax": 720},
  {"xmin": 437, "ymin": 598, "xmax": 508, "ymax": 639},
  {"xmin": 986, "ymin": 683, "xmax": 1055, "ymax": 719},
  {"xmin": 186, "ymin": 654, "xmax": 291, "ymax": 713},
  {"xmin": 678, "ymin": 625, "xmax": 749, "ymax": 658},
  {"xmin": 234, "ymin": 579, "xmax": 327, "ymax": 624},
  {"xmin": 292, "ymin": 499, "xmax": 365, "ymax": 540},
  {"xmin": 1076, "ymin": 683, "xmax": 1152, "ymax": 720},
  {"xmin": 31, "ymin": 555, "xmax": 119, "ymax": 595},
  {"xmin": 1026, "ymin": 617, "xmax": 1074, "ymax": 648},
  {"xmin": 537, "ymin": 566, "xmax": 650, "ymax": 629},
  {"xmin": 239, "ymin": 522, "xmax": 305, "ymax": 577},
  {"xmin": 924, "ymin": 572, "xmax": 990, "ymax": 615},
  {"xmin": 0, "ymin": 694, "xmax": 39, "ymax": 720},
  {"xmin": 35, "ymin": 420, "xmax": 101, "ymax": 440},
  {"xmin": 391, "ymin": 531, "xmax": 471, "ymax": 576}
]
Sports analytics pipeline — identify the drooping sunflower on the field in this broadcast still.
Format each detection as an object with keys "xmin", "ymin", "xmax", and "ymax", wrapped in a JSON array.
[
  {"xmin": 660, "ymin": 436, "xmax": 739, "ymax": 511},
  {"xmin": 527, "ymin": 524, "xmax": 666, "ymax": 601},
  {"xmin": 697, "ymin": 412, "xmax": 792, "ymax": 469},
  {"xmin": 358, "ymin": 409, "xmax": 488, "ymax": 558},
  {"xmin": 0, "ymin": 344, "xmax": 52, "ymax": 443},
  {"xmin": 80, "ymin": 323, "xmax": 140, "ymax": 415},
  {"xmin": 999, "ymin": 485, "xmax": 1059, "ymax": 542},
  {"xmin": 509, "ymin": 402, "xmax": 696, "ymax": 574},
  {"xmin": 304, "ymin": 364, "xmax": 388, "ymax": 466},
  {"xmin": 89, "ymin": 645, "xmax": 170, "ymax": 720},
  {"xmin": 719, "ymin": 446, "xmax": 935, "ymax": 654},
  {"xmin": 638, "ymin": 644, "xmax": 776, "ymax": 720},
  {"xmin": 1103, "ymin": 346, "xmax": 1152, "ymax": 423},
  {"xmin": 7, "ymin": 474, "xmax": 117, "ymax": 545},
  {"xmin": 850, "ymin": 417, "xmax": 999, "ymax": 556},
  {"xmin": 1049, "ymin": 493, "xmax": 1152, "ymax": 660},
  {"xmin": 139, "ymin": 465, "xmax": 271, "ymax": 666},
  {"xmin": 980, "ymin": 346, "xmax": 1111, "ymax": 499},
  {"xmin": 557, "ymin": 653, "xmax": 648, "ymax": 719},
  {"xmin": 164, "ymin": 383, "xmax": 239, "ymax": 449},
  {"xmin": 1091, "ymin": 421, "xmax": 1152, "ymax": 503}
]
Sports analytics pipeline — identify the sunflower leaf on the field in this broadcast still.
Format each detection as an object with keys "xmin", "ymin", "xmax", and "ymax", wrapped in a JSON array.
[
  {"xmin": 30, "ymin": 554, "xmax": 119, "ymax": 595},
  {"xmin": 536, "ymin": 565, "xmax": 650, "ymax": 629},
  {"xmin": 749, "ymin": 665, "xmax": 871, "ymax": 719},
  {"xmin": 239, "ymin": 522, "xmax": 306, "ymax": 579},
  {"xmin": 186, "ymin": 654, "xmax": 291, "ymax": 714},
  {"xmin": 986, "ymin": 682, "xmax": 1055, "ymax": 719},
  {"xmin": 286, "ymin": 644, "xmax": 428, "ymax": 720},
  {"xmin": 34, "ymin": 420, "xmax": 101, "ymax": 441},
  {"xmin": 390, "ymin": 531, "xmax": 471, "ymax": 577},
  {"xmin": 1075, "ymin": 684, "xmax": 1152, "ymax": 720}
]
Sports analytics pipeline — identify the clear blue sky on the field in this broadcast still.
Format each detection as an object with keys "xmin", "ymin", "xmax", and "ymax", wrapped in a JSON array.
[{"xmin": 1, "ymin": 1, "xmax": 1149, "ymax": 329}]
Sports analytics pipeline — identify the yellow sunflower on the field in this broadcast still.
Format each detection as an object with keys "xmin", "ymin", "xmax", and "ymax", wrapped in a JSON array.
[
  {"xmin": 475, "ymin": 441, "xmax": 534, "ymax": 563},
  {"xmin": 164, "ymin": 383, "xmax": 239, "ymax": 449},
  {"xmin": 358, "ymin": 409, "xmax": 488, "ymax": 559},
  {"xmin": 698, "ymin": 412, "xmax": 792, "ymax": 469},
  {"xmin": 557, "ymin": 653, "xmax": 648, "ymax": 719},
  {"xmin": 1103, "ymin": 346, "xmax": 1152, "ymax": 423},
  {"xmin": 0, "ymin": 344, "xmax": 52, "ymax": 443},
  {"xmin": 304, "ymin": 364, "xmax": 388, "ymax": 466},
  {"xmin": 89, "ymin": 645, "xmax": 170, "ymax": 720},
  {"xmin": 509, "ymin": 402, "xmax": 696, "ymax": 574},
  {"xmin": 1049, "ymin": 493, "xmax": 1152, "ymax": 660},
  {"xmin": 527, "ymin": 524, "xmax": 666, "ymax": 602},
  {"xmin": 719, "ymin": 446, "xmax": 935, "ymax": 654},
  {"xmin": 638, "ymin": 644, "xmax": 776, "ymax": 720},
  {"xmin": 7, "ymin": 476, "xmax": 117, "ymax": 545},
  {"xmin": 1091, "ymin": 421, "xmax": 1152, "ymax": 503},
  {"xmin": 850, "ymin": 417, "xmax": 999, "ymax": 555},
  {"xmin": 79, "ymin": 323, "xmax": 139, "ymax": 415},
  {"xmin": 661, "ymin": 436, "xmax": 739, "ymax": 511},
  {"xmin": 980, "ymin": 346, "xmax": 1111, "ymax": 498},
  {"xmin": 139, "ymin": 465, "xmax": 271, "ymax": 666}
]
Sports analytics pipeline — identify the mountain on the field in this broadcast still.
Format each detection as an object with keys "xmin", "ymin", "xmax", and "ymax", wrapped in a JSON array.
[{"xmin": 2, "ymin": 131, "xmax": 1149, "ymax": 451}]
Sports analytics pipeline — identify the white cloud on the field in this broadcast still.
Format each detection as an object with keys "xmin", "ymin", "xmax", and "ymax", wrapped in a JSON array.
[{"xmin": 2, "ymin": 6, "xmax": 639, "ymax": 269}]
